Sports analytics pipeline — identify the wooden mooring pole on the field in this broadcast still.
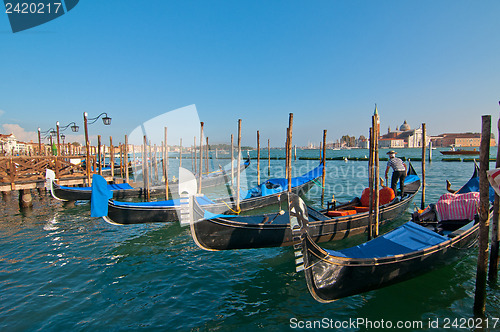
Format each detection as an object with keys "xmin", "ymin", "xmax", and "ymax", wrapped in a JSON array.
[
  {"xmin": 285, "ymin": 128, "xmax": 289, "ymax": 180},
  {"xmin": 110, "ymin": 136, "xmax": 114, "ymax": 178},
  {"xmin": 489, "ymin": 106, "xmax": 500, "ymax": 283},
  {"xmin": 143, "ymin": 135, "xmax": 150, "ymax": 201},
  {"xmin": 153, "ymin": 144, "xmax": 158, "ymax": 184},
  {"xmin": 267, "ymin": 139, "xmax": 271, "ymax": 176},
  {"xmin": 18, "ymin": 189, "xmax": 33, "ymax": 209},
  {"xmin": 257, "ymin": 130, "xmax": 260, "ymax": 184},
  {"xmin": 288, "ymin": 113, "xmax": 293, "ymax": 192},
  {"xmin": 148, "ymin": 140, "xmax": 153, "ymax": 185},
  {"xmin": 97, "ymin": 135, "xmax": 102, "ymax": 175},
  {"xmin": 119, "ymin": 143, "xmax": 123, "ymax": 178},
  {"xmin": 205, "ymin": 137, "xmax": 209, "ymax": 174},
  {"xmin": 236, "ymin": 119, "xmax": 242, "ymax": 211},
  {"xmin": 231, "ymin": 134, "xmax": 234, "ymax": 186},
  {"xmin": 124, "ymin": 135, "xmax": 129, "ymax": 184},
  {"xmin": 368, "ymin": 126, "xmax": 374, "ymax": 240},
  {"xmin": 198, "ymin": 123, "xmax": 204, "ymax": 194},
  {"xmin": 321, "ymin": 130, "xmax": 327, "ymax": 207},
  {"xmin": 374, "ymin": 110, "xmax": 380, "ymax": 237},
  {"xmin": 473, "ymin": 115, "xmax": 491, "ymax": 316},
  {"xmin": 164, "ymin": 127, "xmax": 169, "ymax": 200},
  {"xmin": 421, "ymin": 123, "xmax": 426, "ymax": 209},
  {"xmin": 84, "ymin": 112, "xmax": 91, "ymax": 184}
]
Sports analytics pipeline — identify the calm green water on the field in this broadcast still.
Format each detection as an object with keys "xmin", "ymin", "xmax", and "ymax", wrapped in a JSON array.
[{"xmin": 1, "ymin": 148, "xmax": 499, "ymax": 331}]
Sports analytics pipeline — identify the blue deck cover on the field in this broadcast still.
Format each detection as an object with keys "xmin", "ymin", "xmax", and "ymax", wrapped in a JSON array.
[
  {"xmin": 61, "ymin": 183, "xmax": 134, "ymax": 191},
  {"xmin": 404, "ymin": 174, "xmax": 419, "ymax": 185},
  {"xmin": 242, "ymin": 163, "xmax": 323, "ymax": 199},
  {"xmin": 326, "ymin": 222, "xmax": 448, "ymax": 259},
  {"xmin": 457, "ymin": 174, "xmax": 494, "ymax": 202}
]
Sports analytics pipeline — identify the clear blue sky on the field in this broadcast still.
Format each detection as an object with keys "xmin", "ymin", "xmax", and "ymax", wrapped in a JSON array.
[{"xmin": 1, "ymin": 0, "xmax": 499, "ymax": 147}]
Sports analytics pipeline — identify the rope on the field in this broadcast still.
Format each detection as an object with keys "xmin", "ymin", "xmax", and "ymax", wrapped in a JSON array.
[
  {"xmin": 222, "ymin": 200, "xmax": 241, "ymax": 214},
  {"xmin": 311, "ymin": 178, "xmax": 324, "ymax": 189}
]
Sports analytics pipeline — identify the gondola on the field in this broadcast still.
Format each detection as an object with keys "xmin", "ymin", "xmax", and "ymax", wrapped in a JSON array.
[
  {"xmin": 189, "ymin": 162, "xmax": 420, "ymax": 250},
  {"xmin": 288, "ymin": 164, "xmax": 485, "ymax": 302},
  {"xmin": 102, "ymin": 162, "xmax": 323, "ymax": 225},
  {"xmin": 46, "ymin": 157, "xmax": 250, "ymax": 201}
]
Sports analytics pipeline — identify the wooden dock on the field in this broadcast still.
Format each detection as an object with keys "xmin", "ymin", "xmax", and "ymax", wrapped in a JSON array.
[{"xmin": 0, "ymin": 155, "xmax": 113, "ymax": 192}]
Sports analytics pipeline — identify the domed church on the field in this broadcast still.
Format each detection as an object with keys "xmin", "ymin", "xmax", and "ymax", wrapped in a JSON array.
[
  {"xmin": 379, "ymin": 120, "xmax": 428, "ymax": 148},
  {"xmin": 399, "ymin": 120, "xmax": 411, "ymax": 132}
]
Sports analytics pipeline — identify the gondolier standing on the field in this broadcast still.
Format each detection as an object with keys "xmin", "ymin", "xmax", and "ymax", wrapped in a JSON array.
[{"xmin": 385, "ymin": 150, "xmax": 406, "ymax": 197}]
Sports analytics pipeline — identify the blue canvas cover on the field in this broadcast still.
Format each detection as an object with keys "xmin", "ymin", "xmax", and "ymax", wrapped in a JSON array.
[
  {"xmin": 91, "ymin": 174, "xmax": 114, "ymax": 217},
  {"xmin": 242, "ymin": 163, "xmax": 323, "ymax": 199},
  {"xmin": 457, "ymin": 174, "xmax": 494, "ymax": 202},
  {"xmin": 404, "ymin": 174, "xmax": 419, "ymax": 185},
  {"xmin": 326, "ymin": 222, "xmax": 448, "ymax": 259}
]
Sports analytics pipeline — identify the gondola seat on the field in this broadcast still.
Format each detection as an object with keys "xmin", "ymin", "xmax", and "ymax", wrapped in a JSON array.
[
  {"xmin": 360, "ymin": 187, "xmax": 395, "ymax": 207},
  {"xmin": 326, "ymin": 209, "xmax": 356, "ymax": 217}
]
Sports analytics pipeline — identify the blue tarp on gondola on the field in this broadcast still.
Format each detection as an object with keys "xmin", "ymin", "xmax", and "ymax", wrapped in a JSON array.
[
  {"xmin": 457, "ymin": 173, "xmax": 495, "ymax": 202},
  {"xmin": 91, "ymin": 174, "xmax": 114, "ymax": 217},
  {"xmin": 404, "ymin": 174, "xmax": 419, "ymax": 185},
  {"xmin": 325, "ymin": 222, "xmax": 448, "ymax": 259},
  {"xmin": 242, "ymin": 163, "xmax": 323, "ymax": 199}
]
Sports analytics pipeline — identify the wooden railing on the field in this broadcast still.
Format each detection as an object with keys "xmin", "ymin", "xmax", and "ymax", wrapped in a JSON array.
[{"xmin": 0, "ymin": 155, "xmax": 89, "ymax": 190}]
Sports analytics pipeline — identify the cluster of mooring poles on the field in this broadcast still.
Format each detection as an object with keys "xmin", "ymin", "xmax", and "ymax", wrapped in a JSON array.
[{"xmin": 368, "ymin": 106, "xmax": 380, "ymax": 239}]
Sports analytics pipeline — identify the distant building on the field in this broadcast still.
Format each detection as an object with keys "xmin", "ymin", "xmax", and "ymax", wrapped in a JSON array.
[
  {"xmin": 379, "ymin": 137, "xmax": 405, "ymax": 148},
  {"xmin": 379, "ymin": 120, "xmax": 429, "ymax": 148},
  {"xmin": 431, "ymin": 133, "xmax": 495, "ymax": 147},
  {"xmin": 0, "ymin": 133, "xmax": 17, "ymax": 155},
  {"xmin": 356, "ymin": 137, "xmax": 369, "ymax": 149},
  {"xmin": 0, "ymin": 133, "xmax": 32, "ymax": 155}
]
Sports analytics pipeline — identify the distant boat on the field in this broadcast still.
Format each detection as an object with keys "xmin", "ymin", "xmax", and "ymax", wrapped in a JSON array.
[{"xmin": 440, "ymin": 147, "xmax": 479, "ymax": 155}]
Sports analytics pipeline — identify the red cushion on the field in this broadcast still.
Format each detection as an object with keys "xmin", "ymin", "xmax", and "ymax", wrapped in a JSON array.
[
  {"xmin": 354, "ymin": 206, "xmax": 370, "ymax": 213},
  {"xmin": 379, "ymin": 187, "xmax": 396, "ymax": 205},
  {"xmin": 360, "ymin": 187, "xmax": 395, "ymax": 207},
  {"xmin": 326, "ymin": 209, "xmax": 356, "ymax": 217}
]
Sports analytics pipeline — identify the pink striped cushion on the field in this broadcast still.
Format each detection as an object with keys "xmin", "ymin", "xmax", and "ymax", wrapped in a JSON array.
[{"xmin": 435, "ymin": 192, "xmax": 480, "ymax": 221}]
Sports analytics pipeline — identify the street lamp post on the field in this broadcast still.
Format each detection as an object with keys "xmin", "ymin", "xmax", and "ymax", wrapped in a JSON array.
[
  {"xmin": 83, "ymin": 112, "xmax": 112, "ymax": 184},
  {"xmin": 61, "ymin": 134, "xmax": 66, "ymax": 155},
  {"xmin": 56, "ymin": 121, "xmax": 79, "ymax": 156},
  {"xmin": 38, "ymin": 127, "xmax": 60, "ymax": 156},
  {"xmin": 84, "ymin": 112, "xmax": 90, "ymax": 183}
]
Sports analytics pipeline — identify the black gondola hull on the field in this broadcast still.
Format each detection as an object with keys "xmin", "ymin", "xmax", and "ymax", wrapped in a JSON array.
[
  {"xmin": 191, "ymin": 187, "xmax": 419, "ymax": 250},
  {"xmin": 50, "ymin": 158, "xmax": 250, "ymax": 201},
  {"xmin": 303, "ymin": 223, "xmax": 478, "ymax": 302},
  {"xmin": 53, "ymin": 184, "xmax": 145, "ymax": 201}
]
